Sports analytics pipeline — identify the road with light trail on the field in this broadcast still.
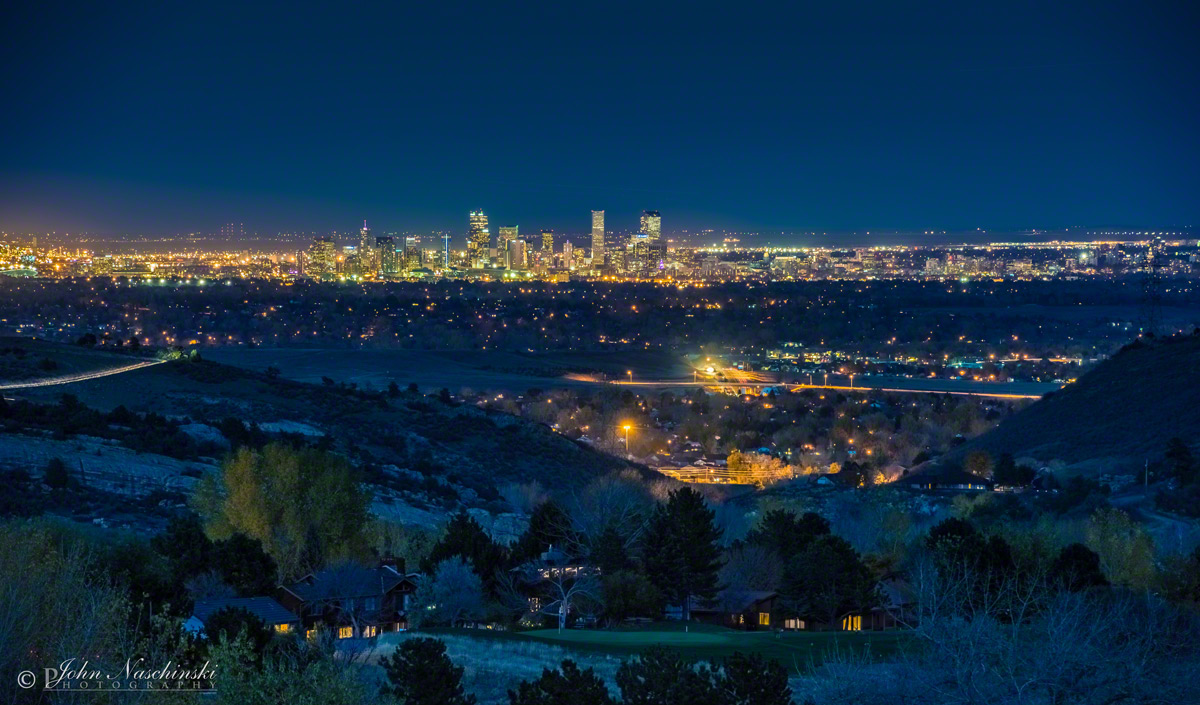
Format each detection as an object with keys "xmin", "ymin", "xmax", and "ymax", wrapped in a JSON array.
[{"xmin": 0, "ymin": 359, "xmax": 164, "ymax": 390}]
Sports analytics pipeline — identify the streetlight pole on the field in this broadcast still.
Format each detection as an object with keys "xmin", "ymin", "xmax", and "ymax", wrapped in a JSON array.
[
  {"xmin": 627, "ymin": 370, "xmax": 633, "ymax": 384},
  {"xmin": 623, "ymin": 425, "xmax": 631, "ymax": 453}
]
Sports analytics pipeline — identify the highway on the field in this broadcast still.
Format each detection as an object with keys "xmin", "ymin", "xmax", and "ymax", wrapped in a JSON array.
[
  {"xmin": 613, "ymin": 373, "xmax": 1060, "ymax": 399},
  {"xmin": 0, "ymin": 359, "xmax": 164, "ymax": 391}
]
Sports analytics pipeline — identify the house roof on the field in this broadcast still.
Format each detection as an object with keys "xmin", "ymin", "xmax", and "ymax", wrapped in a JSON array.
[
  {"xmin": 691, "ymin": 589, "xmax": 778, "ymax": 614},
  {"xmin": 283, "ymin": 562, "xmax": 413, "ymax": 603},
  {"xmin": 192, "ymin": 596, "xmax": 298, "ymax": 626}
]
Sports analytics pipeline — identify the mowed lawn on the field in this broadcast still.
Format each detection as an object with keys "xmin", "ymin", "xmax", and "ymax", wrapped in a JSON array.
[{"xmin": 413, "ymin": 622, "xmax": 909, "ymax": 672}]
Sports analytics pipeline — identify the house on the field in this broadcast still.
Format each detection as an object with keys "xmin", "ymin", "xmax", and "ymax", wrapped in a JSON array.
[
  {"xmin": 275, "ymin": 560, "xmax": 419, "ymax": 640},
  {"xmin": 670, "ymin": 589, "xmax": 779, "ymax": 630},
  {"xmin": 897, "ymin": 467, "xmax": 994, "ymax": 492},
  {"xmin": 185, "ymin": 596, "xmax": 300, "ymax": 637},
  {"xmin": 781, "ymin": 575, "xmax": 916, "ymax": 632}
]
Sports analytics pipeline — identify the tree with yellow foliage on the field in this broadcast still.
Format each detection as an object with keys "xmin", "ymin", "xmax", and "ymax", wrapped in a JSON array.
[{"xmin": 192, "ymin": 443, "xmax": 371, "ymax": 580}]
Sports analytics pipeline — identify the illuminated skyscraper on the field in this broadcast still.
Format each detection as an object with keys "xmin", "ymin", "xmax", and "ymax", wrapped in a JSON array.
[
  {"xmin": 562, "ymin": 240, "xmax": 573, "ymax": 267},
  {"xmin": 404, "ymin": 236, "xmax": 421, "ymax": 269},
  {"xmin": 441, "ymin": 233, "xmax": 452, "ymax": 267},
  {"xmin": 499, "ymin": 225, "xmax": 519, "ymax": 249},
  {"xmin": 505, "ymin": 238, "xmax": 526, "ymax": 270},
  {"xmin": 468, "ymin": 210, "xmax": 490, "ymax": 266},
  {"xmin": 306, "ymin": 236, "xmax": 336, "ymax": 278},
  {"xmin": 640, "ymin": 210, "xmax": 661, "ymax": 242},
  {"xmin": 591, "ymin": 210, "xmax": 605, "ymax": 264},
  {"xmin": 541, "ymin": 229, "xmax": 554, "ymax": 253},
  {"xmin": 376, "ymin": 235, "xmax": 399, "ymax": 274},
  {"xmin": 358, "ymin": 220, "xmax": 376, "ymax": 273}
]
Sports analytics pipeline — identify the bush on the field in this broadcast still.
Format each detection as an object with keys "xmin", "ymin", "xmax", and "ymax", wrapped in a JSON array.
[
  {"xmin": 43, "ymin": 457, "xmax": 69, "ymax": 490},
  {"xmin": 381, "ymin": 636, "xmax": 475, "ymax": 705}
]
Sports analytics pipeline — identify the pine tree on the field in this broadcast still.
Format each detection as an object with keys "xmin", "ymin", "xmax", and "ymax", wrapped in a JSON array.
[
  {"xmin": 381, "ymin": 637, "xmax": 475, "ymax": 705},
  {"xmin": 642, "ymin": 487, "xmax": 723, "ymax": 623},
  {"xmin": 508, "ymin": 660, "xmax": 613, "ymax": 705}
]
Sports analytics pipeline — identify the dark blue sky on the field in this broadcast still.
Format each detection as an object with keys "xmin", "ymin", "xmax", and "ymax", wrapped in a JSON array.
[{"xmin": 2, "ymin": 1, "xmax": 1197, "ymax": 238}]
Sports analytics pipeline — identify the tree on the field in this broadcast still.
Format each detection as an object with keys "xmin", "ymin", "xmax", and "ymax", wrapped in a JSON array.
[
  {"xmin": 642, "ymin": 487, "xmax": 723, "ymax": 623},
  {"xmin": 191, "ymin": 443, "xmax": 371, "ymax": 580},
  {"xmin": 719, "ymin": 651, "xmax": 793, "ymax": 705},
  {"xmin": 993, "ymin": 453, "xmax": 1036, "ymax": 487},
  {"xmin": 212, "ymin": 633, "xmax": 375, "ymax": 705},
  {"xmin": 510, "ymin": 500, "xmax": 578, "ymax": 565},
  {"xmin": 616, "ymin": 648, "xmax": 723, "ymax": 705},
  {"xmin": 411, "ymin": 557, "xmax": 485, "ymax": 627},
  {"xmin": 963, "ymin": 450, "xmax": 994, "ymax": 478},
  {"xmin": 601, "ymin": 570, "xmax": 663, "ymax": 625},
  {"xmin": 423, "ymin": 511, "xmax": 508, "ymax": 590},
  {"xmin": 508, "ymin": 659, "xmax": 614, "ymax": 705},
  {"xmin": 214, "ymin": 533, "xmax": 278, "ymax": 596},
  {"xmin": 1165, "ymin": 437, "xmax": 1196, "ymax": 485},
  {"xmin": 153, "ymin": 512, "xmax": 217, "ymax": 590},
  {"xmin": 380, "ymin": 636, "xmax": 476, "ymax": 705},
  {"xmin": 782, "ymin": 535, "xmax": 877, "ymax": 629},
  {"xmin": 719, "ymin": 544, "xmax": 783, "ymax": 605},
  {"xmin": 1085, "ymin": 508, "xmax": 1157, "ymax": 590},
  {"xmin": 1050, "ymin": 543, "xmax": 1108, "ymax": 592},
  {"xmin": 43, "ymin": 457, "xmax": 69, "ymax": 490},
  {"xmin": 204, "ymin": 606, "xmax": 273, "ymax": 655},
  {"xmin": 590, "ymin": 524, "xmax": 632, "ymax": 575},
  {"xmin": 745, "ymin": 509, "xmax": 830, "ymax": 562}
]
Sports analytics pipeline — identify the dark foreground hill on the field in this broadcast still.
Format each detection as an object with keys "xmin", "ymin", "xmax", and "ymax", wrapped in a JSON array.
[
  {"xmin": 948, "ymin": 334, "xmax": 1200, "ymax": 474},
  {"xmin": 5, "ymin": 339, "xmax": 635, "ymax": 517}
]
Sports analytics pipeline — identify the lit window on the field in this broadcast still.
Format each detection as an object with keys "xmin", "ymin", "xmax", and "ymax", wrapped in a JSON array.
[
  {"xmin": 274, "ymin": 623, "xmax": 291, "ymax": 633},
  {"xmin": 305, "ymin": 629, "xmax": 316, "ymax": 641},
  {"xmin": 363, "ymin": 625, "xmax": 378, "ymax": 638},
  {"xmin": 338, "ymin": 626, "xmax": 353, "ymax": 639},
  {"xmin": 758, "ymin": 612, "xmax": 770, "ymax": 626}
]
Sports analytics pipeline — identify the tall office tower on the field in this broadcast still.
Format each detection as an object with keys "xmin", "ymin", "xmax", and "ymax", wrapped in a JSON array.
[
  {"xmin": 376, "ymin": 235, "xmax": 399, "ymax": 274},
  {"xmin": 640, "ymin": 210, "xmax": 662, "ymax": 242},
  {"xmin": 306, "ymin": 236, "xmax": 336, "ymax": 277},
  {"xmin": 358, "ymin": 220, "xmax": 376, "ymax": 272},
  {"xmin": 562, "ymin": 240, "xmax": 573, "ymax": 266},
  {"xmin": 505, "ymin": 238, "xmax": 526, "ymax": 270},
  {"xmin": 468, "ymin": 210, "xmax": 490, "ymax": 266},
  {"xmin": 404, "ymin": 236, "xmax": 421, "ymax": 269},
  {"xmin": 541, "ymin": 229, "xmax": 554, "ymax": 253},
  {"xmin": 591, "ymin": 210, "xmax": 605, "ymax": 264},
  {"xmin": 499, "ymin": 226, "xmax": 519, "ymax": 250},
  {"xmin": 441, "ymin": 233, "xmax": 452, "ymax": 266}
]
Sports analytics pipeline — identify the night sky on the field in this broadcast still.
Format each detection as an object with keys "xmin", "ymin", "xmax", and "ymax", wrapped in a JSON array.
[{"xmin": 2, "ymin": 1, "xmax": 1197, "ymax": 239}]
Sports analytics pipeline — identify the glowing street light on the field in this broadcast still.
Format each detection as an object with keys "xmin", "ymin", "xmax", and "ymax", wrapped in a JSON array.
[
  {"xmin": 627, "ymin": 370, "xmax": 633, "ymax": 383},
  {"xmin": 623, "ymin": 424, "xmax": 632, "ymax": 452}
]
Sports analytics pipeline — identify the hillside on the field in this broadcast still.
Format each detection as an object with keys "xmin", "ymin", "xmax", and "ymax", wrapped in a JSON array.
[
  {"xmin": 3, "ymin": 339, "xmax": 637, "ymax": 526},
  {"xmin": 948, "ymin": 333, "xmax": 1200, "ymax": 474}
]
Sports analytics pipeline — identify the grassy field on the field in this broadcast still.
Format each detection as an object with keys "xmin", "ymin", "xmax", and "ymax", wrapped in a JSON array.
[{"xmin": 400, "ymin": 622, "xmax": 907, "ymax": 670}]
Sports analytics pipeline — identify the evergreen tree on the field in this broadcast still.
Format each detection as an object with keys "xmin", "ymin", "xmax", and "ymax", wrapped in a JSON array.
[
  {"xmin": 508, "ymin": 660, "xmax": 613, "ymax": 705},
  {"xmin": 642, "ymin": 487, "xmax": 723, "ymax": 622},
  {"xmin": 423, "ymin": 511, "xmax": 508, "ymax": 591},
  {"xmin": 719, "ymin": 652, "xmax": 793, "ymax": 705},
  {"xmin": 745, "ymin": 509, "xmax": 830, "ymax": 562},
  {"xmin": 782, "ymin": 535, "xmax": 876, "ymax": 629},
  {"xmin": 381, "ymin": 637, "xmax": 476, "ymax": 705},
  {"xmin": 616, "ymin": 648, "xmax": 723, "ymax": 705},
  {"xmin": 590, "ymin": 524, "xmax": 631, "ymax": 575},
  {"xmin": 510, "ymin": 500, "xmax": 577, "ymax": 565}
]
